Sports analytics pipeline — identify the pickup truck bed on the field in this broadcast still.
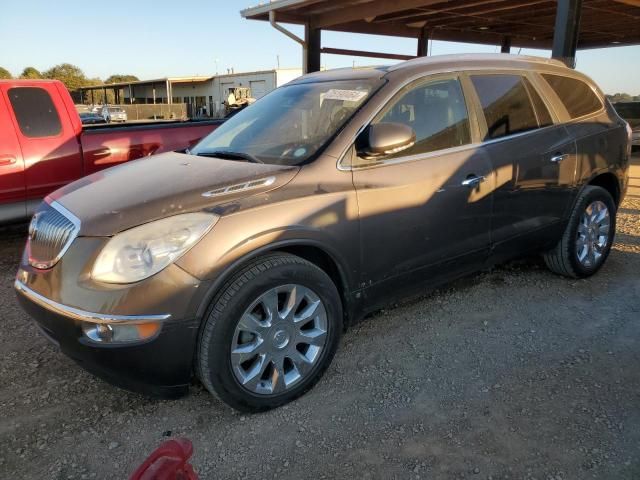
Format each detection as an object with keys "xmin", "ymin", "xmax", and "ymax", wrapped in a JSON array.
[{"xmin": 0, "ymin": 79, "xmax": 222, "ymax": 223}]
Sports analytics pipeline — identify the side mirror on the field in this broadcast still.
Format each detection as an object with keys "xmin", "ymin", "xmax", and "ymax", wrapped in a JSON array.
[{"xmin": 356, "ymin": 122, "xmax": 416, "ymax": 159}]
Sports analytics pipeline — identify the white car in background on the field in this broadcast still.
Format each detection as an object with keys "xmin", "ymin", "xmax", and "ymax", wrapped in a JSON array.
[{"xmin": 101, "ymin": 105, "xmax": 128, "ymax": 123}]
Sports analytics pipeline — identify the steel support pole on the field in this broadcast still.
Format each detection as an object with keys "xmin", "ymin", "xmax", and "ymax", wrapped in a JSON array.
[
  {"xmin": 417, "ymin": 27, "xmax": 430, "ymax": 57},
  {"xmin": 551, "ymin": 0, "xmax": 583, "ymax": 68},
  {"xmin": 305, "ymin": 24, "xmax": 321, "ymax": 73},
  {"xmin": 501, "ymin": 36, "xmax": 512, "ymax": 53}
]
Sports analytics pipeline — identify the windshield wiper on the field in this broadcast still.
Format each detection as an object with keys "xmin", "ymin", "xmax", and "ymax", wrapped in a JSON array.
[{"xmin": 193, "ymin": 150, "xmax": 263, "ymax": 164}]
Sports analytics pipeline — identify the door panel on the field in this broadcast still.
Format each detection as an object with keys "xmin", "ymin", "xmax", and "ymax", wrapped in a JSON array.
[
  {"xmin": 351, "ymin": 76, "xmax": 493, "ymax": 301},
  {"xmin": 353, "ymin": 147, "xmax": 493, "ymax": 287},
  {"xmin": 466, "ymin": 73, "xmax": 577, "ymax": 248},
  {"xmin": 483, "ymin": 127, "xmax": 577, "ymax": 244},
  {"xmin": 0, "ymin": 92, "xmax": 26, "ymax": 220},
  {"xmin": 4, "ymin": 85, "xmax": 83, "ymax": 201}
]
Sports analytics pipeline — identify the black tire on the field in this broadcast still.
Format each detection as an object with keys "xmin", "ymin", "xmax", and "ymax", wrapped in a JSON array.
[
  {"xmin": 196, "ymin": 253, "xmax": 343, "ymax": 412},
  {"xmin": 543, "ymin": 185, "xmax": 616, "ymax": 278}
]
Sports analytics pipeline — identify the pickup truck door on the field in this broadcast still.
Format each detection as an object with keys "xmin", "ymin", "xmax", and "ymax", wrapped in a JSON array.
[
  {"xmin": 0, "ymin": 92, "xmax": 26, "ymax": 222},
  {"xmin": 3, "ymin": 83, "xmax": 83, "ymax": 208},
  {"xmin": 350, "ymin": 75, "xmax": 493, "ymax": 305},
  {"xmin": 465, "ymin": 73, "xmax": 577, "ymax": 251}
]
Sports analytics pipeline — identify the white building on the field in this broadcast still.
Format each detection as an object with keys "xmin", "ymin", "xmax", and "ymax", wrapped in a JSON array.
[{"xmin": 80, "ymin": 68, "xmax": 302, "ymax": 118}]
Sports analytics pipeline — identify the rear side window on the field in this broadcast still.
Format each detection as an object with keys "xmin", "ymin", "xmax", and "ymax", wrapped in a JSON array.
[
  {"xmin": 375, "ymin": 78, "xmax": 471, "ymax": 158},
  {"xmin": 8, "ymin": 87, "xmax": 62, "ymax": 138},
  {"xmin": 471, "ymin": 74, "xmax": 541, "ymax": 140},
  {"xmin": 541, "ymin": 74, "xmax": 603, "ymax": 119}
]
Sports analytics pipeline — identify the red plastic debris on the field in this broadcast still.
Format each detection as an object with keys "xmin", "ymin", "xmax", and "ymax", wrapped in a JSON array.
[{"xmin": 129, "ymin": 438, "xmax": 198, "ymax": 480}]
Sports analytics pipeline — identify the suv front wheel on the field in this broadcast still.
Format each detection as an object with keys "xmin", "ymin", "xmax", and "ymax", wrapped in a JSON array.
[
  {"xmin": 197, "ymin": 253, "xmax": 343, "ymax": 412},
  {"xmin": 543, "ymin": 185, "xmax": 616, "ymax": 278}
]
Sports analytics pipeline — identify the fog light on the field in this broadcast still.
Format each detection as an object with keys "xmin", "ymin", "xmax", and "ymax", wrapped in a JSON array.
[{"xmin": 82, "ymin": 322, "xmax": 160, "ymax": 343}]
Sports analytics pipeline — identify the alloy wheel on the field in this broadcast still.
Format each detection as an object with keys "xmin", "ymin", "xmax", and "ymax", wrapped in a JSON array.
[
  {"xmin": 230, "ymin": 284, "xmax": 328, "ymax": 395},
  {"xmin": 576, "ymin": 200, "xmax": 610, "ymax": 268}
]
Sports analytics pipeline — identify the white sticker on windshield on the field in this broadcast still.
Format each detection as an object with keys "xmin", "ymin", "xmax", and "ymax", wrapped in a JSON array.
[{"xmin": 324, "ymin": 89, "xmax": 368, "ymax": 102}]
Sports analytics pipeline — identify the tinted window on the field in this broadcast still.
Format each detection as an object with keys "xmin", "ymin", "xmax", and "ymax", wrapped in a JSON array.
[
  {"xmin": 192, "ymin": 79, "xmax": 382, "ymax": 165},
  {"xmin": 8, "ymin": 87, "xmax": 62, "ymax": 138},
  {"xmin": 375, "ymin": 78, "xmax": 471, "ymax": 158},
  {"xmin": 542, "ymin": 74, "xmax": 602, "ymax": 118},
  {"xmin": 471, "ymin": 75, "xmax": 541, "ymax": 140}
]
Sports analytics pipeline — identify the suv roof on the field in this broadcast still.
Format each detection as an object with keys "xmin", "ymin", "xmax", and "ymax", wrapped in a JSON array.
[{"xmin": 292, "ymin": 53, "xmax": 571, "ymax": 85}]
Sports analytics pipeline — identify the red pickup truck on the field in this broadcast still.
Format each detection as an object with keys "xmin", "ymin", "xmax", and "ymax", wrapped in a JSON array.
[{"xmin": 0, "ymin": 79, "xmax": 222, "ymax": 223}]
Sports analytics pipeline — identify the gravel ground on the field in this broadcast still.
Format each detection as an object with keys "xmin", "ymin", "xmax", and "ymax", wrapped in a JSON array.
[{"xmin": 1, "ymin": 161, "xmax": 639, "ymax": 479}]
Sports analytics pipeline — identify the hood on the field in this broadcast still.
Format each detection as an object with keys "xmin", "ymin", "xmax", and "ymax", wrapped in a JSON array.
[{"xmin": 49, "ymin": 152, "xmax": 298, "ymax": 236}]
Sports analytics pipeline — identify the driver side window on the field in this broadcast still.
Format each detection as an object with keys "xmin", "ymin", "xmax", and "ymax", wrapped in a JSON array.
[{"xmin": 374, "ymin": 78, "xmax": 472, "ymax": 159}]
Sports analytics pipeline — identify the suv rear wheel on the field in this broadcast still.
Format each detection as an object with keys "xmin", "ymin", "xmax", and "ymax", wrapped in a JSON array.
[
  {"xmin": 197, "ymin": 253, "xmax": 342, "ymax": 412},
  {"xmin": 543, "ymin": 185, "xmax": 616, "ymax": 278}
]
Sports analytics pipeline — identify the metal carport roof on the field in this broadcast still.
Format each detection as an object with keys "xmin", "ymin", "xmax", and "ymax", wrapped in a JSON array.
[{"xmin": 241, "ymin": 0, "xmax": 640, "ymax": 71}]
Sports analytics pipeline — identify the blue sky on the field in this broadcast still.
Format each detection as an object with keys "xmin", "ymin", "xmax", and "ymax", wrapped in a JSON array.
[{"xmin": 1, "ymin": 0, "xmax": 638, "ymax": 94}]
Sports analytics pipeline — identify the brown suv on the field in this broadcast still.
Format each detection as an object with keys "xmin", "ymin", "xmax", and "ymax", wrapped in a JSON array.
[{"xmin": 15, "ymin": 54, "xmax": 631, "ymax": 412}]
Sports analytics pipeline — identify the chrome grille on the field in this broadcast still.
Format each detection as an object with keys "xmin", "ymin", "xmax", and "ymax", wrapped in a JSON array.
[{"xmin": 27, "ymin": 202, "xmax": 80, "ymax": 269}]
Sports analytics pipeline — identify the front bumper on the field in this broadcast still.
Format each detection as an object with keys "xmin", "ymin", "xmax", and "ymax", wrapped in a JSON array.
[
  {"xmin": 14, "ymin": 235, "xmax": 212, "ymax": 398},
  {"xmin": 15, "ymin": 279, "xmax": 200, "ymax": 398}
]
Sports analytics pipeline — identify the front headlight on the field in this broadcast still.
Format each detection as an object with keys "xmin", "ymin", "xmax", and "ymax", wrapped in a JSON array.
[{"xmin": 92, "ymin": 212, "xmax": 218, "ymax": 284}]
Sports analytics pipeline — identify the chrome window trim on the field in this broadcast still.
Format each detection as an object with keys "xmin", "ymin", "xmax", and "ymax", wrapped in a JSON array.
[
  {"xmin": 349, "ymin": 142, "xmax": 481, "ymax": 171},
  {"xmin": 342, "ymin": 116, "xmax": 565, "ymax": 172},
  {"xmin": 335, "ymin": 65, "xmax": 592, "ymax": 172},
  {"xmin": 336, "ymin": 67, "xmax": 605, "ymax": 172},
  {"xmin": 14, "ymin": 279, "xmax": 171, "ymax": 324},
  {"xmin": 27, "ymin": 200, "xmax": 81, "ymax": 269}
]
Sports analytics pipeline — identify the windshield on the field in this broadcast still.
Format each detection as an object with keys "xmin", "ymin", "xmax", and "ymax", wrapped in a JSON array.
[{"xmin": 191, "ymin": 79, "xmax": 382, "ymax": 165}]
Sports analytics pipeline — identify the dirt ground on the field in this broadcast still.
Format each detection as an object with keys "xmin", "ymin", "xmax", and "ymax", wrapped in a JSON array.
[{"xmin": 1, "ymin": 157, "xmax": 639, "ymax": 480}]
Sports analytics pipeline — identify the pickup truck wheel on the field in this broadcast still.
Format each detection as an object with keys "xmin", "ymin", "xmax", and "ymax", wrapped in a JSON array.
[
  {"xmin": 196, "ymin": 253, "xmax": 342, "ymax": 412},
  {"xmin": 543, "ymin": 185, "xmax": 616, "ymax": 278}
]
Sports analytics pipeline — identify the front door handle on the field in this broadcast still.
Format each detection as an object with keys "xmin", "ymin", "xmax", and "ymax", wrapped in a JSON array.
[
  {"xmin": 550, "ymin": 153, "xmax": 568, "ymax": 163},
  {"xmin": 0, "ymin": 155, "xmax": 16, "ymax": 166},
  {"xmin": 461, "ymin": 175, "xmax": 485, "ymax": 188}
]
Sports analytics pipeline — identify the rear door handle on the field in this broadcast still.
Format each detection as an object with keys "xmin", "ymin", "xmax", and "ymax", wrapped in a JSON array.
[
  {"xmin": 461, "ymin": 175, "xmax": 485, "ymax": 188},
  {"xmin": 550, "ymin": 153, "xmax": 568, "ymax": 163},
  {"xmin": 92, "ymin": 147, "xmax": 112, "ymax": 158},
  {"xmin": 0, "ymin": 155, "xmax": 16, "ymax": 166}
]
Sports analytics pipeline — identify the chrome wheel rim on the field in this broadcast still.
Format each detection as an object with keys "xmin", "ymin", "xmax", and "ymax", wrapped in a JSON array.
[
  {"xmin": 231, "ymin": 284, "xmax": 328, "ymax": 395},
  {"xmin": 576, "ymin": 200, "xmax": 610, "ymax": 268}
]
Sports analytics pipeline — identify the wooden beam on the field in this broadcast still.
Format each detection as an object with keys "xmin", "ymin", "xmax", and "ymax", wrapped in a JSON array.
[
  {"xmin": 613, "ymin": 0, "xmax": 640, "ymax": 6},
  {"xmin": 321, "ymin": 47, "xmax": 416, "ymax": 61},
  {"xmin": 311, "ymin": 0, "xmax": 449, "ymax": 29}
]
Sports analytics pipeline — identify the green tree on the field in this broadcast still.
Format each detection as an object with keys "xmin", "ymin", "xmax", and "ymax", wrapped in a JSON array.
[
  {"xmin": 42, "ymin": 63, "xmax": 87, "ymax": 90},
  {"xmin": 20, "ymin": 67, "xmax": 42, "ymax": 79},
  {"xmin": 105, "ymin": 74, "xmax": 139, "ymax": 84},
  {"xmin": 0, "ymin": 67, "xmax": 12, "ymax": 79}
]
